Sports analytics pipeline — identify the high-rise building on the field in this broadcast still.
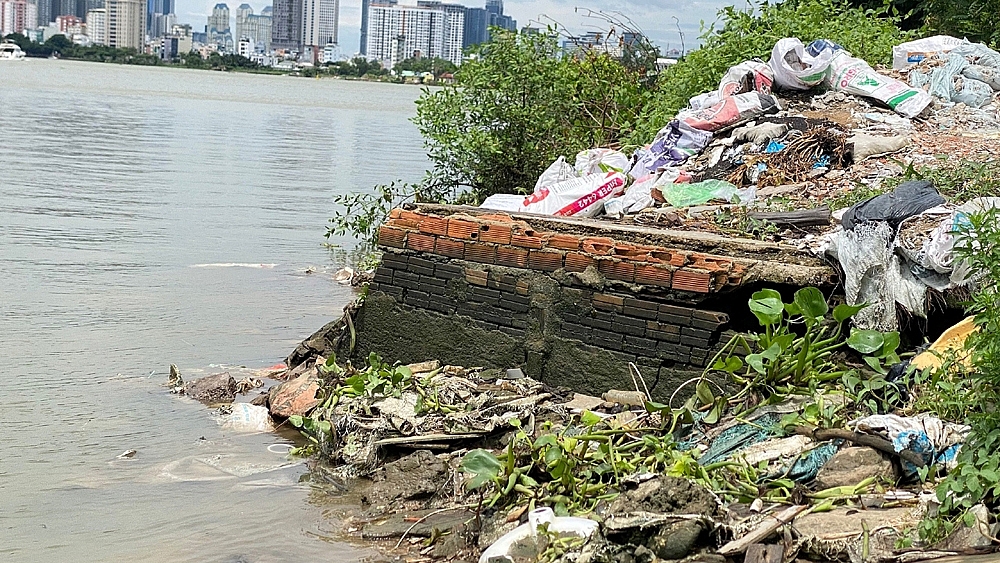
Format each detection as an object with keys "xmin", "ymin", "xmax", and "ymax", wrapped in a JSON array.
[
  {"xmin": 1, "ymin": 0, "xmax": 37, "ymax": 35},
  {"xmin": 270, "ymin": 0, "xmax": 301, "ymax": 51},
  {"xmin": 366, "ymin": 1, "xmax": 448, "ymax": 70},
  {"xmin": 461, "ymin": 7, "xmax": 485, "ymax": 49},
  {"xmin": 85, "ymin": 6, "xmax": 106, "ymax": 43},
  {"xmin": 147, "ymin": 0, "xmax": 174, "ymax": 37},
  {"xmin": 235, "ymin": 3, "xmax": 271, "ymax": 52},
  {"xmin": 301, "ymin": 0, "xmax": 336, "ymax": 56},
  {"xmin": 461, "ymin": 0, "xmax": 513, "ymax": 50},
  {"xmin": 417, "ymin": 0, "xmax": 462, "ymax": 64},
  {"xmin": 358, "ymin": 0, "xmax": 368, "ymax": 54},
  {"xmin": 207, "ymin": 2, "xmax": 228, "ymax": 32},
  {"xmin": 105, "ymin": 0, "xmax": 144, "ymax": 49}
]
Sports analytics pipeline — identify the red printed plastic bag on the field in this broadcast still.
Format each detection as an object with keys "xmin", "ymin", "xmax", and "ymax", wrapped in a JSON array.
[{"xmin": 521, "ymin": 172, "xmax": 626, "ymax": 218}]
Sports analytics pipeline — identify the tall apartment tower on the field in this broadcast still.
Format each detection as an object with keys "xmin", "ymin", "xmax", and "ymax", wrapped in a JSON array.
[
  {"xmin": 86, "ymin": 6, "xmax": 106, "ymax": 43},
  {"xmin": 301, "ymin": 0, "xmax": 336, "ymax": 48},
  {"xmin": 0, "ymin": 0, "xmax": 37, "ymax": 35},
  {"xmin": 105, "ymin": 0, "xmax": 144, "ymax": 50},
  {"xmin": 207, "ymin": 2, "xmax": 229, "ymax": 31},
  {"xmin": 236, "ymin": 3, "xmax": 272, "ymax": 52},
  {"xmin": 270, "ymin": 0, "xmax": 301, "ymax": 51},
  {"xmin": 416, "ymin": 0, "xmax": 462, "ymax": 64},
  {"xmin": 359, "ymin": 0, "xmax": 368, "ymax": 54},
  {"xmin": 146, "ymin": 0, "xmax": 173, "ymax": 36},
  {"xmin": 367, "ymin": 1, "xmax": 454, "ymax": 70}
]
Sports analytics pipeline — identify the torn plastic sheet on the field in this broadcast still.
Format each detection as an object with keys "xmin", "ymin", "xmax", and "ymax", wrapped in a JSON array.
[{"xmin": 849, "ymin": 414, "xmax": 970, "ymax": 477}]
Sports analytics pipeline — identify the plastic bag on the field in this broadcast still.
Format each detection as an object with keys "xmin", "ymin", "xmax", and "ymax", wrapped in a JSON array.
[
  {"xmin": 603, "ymin": 170, "xmax": 681, "ymax": 218},
  {"xmin": 842, "ymin": 180, "xmax": 945, "ymax": 230},
  {"xmin": 220, "ymin": 403, "xmax": 275, "ymax": 432},
  {"xmin": 574, "ymin": 148, "xmax": 630, "ymax": 176},
  {"xmin": 661, "ymin": 179, "xmax": 751, "ymax": 208},
  {"xmin": 480, "ymin": 193, "xmax": 526, "ymax": 212},
  {"xmin": 962, "ymin": 65, "xmax": 1000, "ymax": 90},
  {"xmin": 849, "ymin": 133, "xmax": 910, "ymax": 160},
  {"xmin": 630, "ymin": 120, "xmax": 712, "ymax": 177},
  {"xmin": 534, "ymin": 156, "xmax": 576, "ymax": 192},
  {"xmin": 892, "ymin": 35, "xmax": 965, "ymax": 69},
  {"xmin": 718, "ymin": 60, "xmax": 774, "ymax": 97},
  {"xmin": 951, "ymin": 42, "xmax": 1000, "ymax": 69},
  {"xmin": 520, "ymin": 172, "xmax": 626, "ymax": 218},
  {"xmin": 953, "ymin": 76, "xmax": 994, "ymax": 108},
  {"xmin": 677, "ymin": 91, "xmax": 779, "ymax": 132},
  {"xmin": 478, "ymin": 508, "xmax": 598, "ymax": 563},
  {"xmin": 826, "ymin": 51, "xmax": 932, "ymax": 118},
  {"xmin": 769, "ymin": 37, "xmax": 837, "ymax": 90}
]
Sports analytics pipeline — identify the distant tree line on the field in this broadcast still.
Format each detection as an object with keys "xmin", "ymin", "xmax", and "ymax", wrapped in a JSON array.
[{"xmin": 2, "ymin": 32, "xmax": 261, "ymax": 70}]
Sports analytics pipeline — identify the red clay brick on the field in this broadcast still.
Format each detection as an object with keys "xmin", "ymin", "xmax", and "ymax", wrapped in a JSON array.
[
  {"xmin": 377, "ymin": 226, "xmax": 407, "ymax": 249},
  {"xmin": 599, "ymin": 260, "xmax": 635, "ymax": 282},
  {"xmin": 406, "ymin": 232, "xmax": 436, "ymax": 253},
  {"xmin": 672, "ymin": 269, "xmax": 712, "ymax": 293},
  {"xmin": 564, "ymin": 252, "xmax": 596, "ymax": 272},
  {"xmin": 496, "ymin": 246, "xmax": 529, "ymax": 268},
  {"xmin": 689, "ymin": 253, "xmax": 732, "ymax": 273},
  {"xmin": 511, "ymin": 230, "xmax": 544, "ymax": 249},
  {"xmin": 547, "ymin": 233, "xmax": 582, "ymax": 251},
  {"xmin": 387, "ymin": 217, "xmax": 420, "ymax": 230},
  {"xmin": 389, "ymin": 208, "xmax": 402, "ymax": 220},
  {"xmin": 399, "ymin": 210, "xmax": 424, "ymax": 222},
  {"xmin": 669, "ymin": 252, "xmax": 690, "ymax": 267},
  {"xmin": 528, "ymin": 250, "xmax": 564, "ymax": 272},
  {"xmin": 447, "ymin": 218, "xmax": 482, "ymax": 241},
  {"xmin": 479, "ymin": 222, "xmax": 513, "ymax": 245},
  {"xmin": 614, "ymin": 244, "xmax": 658, "ymax": 262},
  {"xmin": 582, "ymin": 237, "xmax": 615, "ymax": 256},
  {"xmin": 478, "ymin": 212, "xmax": 516, "ymax": 223},
  {"xmin": 593, "ymin": 293, "xmax": 625, "ymax": 312},
  {"xmin": 434, "ymin": 237, "xmax": 465, "ymax": 259},
  {"xmin": 418, "ymin": 215, "xmax": 449, "ymax": 236},
  {"xmin": 649, "ymin": 249, "xmax": 675, "ymax": 263},
  {"xmin": 634, "ymin": 264, "xmax": 673, "ymax": 286},
  {"xmin": 464, "ymin": 242, "xmax": 496, "ymax": 264},
  {"xmin": 466, "ymin": 268, "xmax": 488, "ymax": 286}
]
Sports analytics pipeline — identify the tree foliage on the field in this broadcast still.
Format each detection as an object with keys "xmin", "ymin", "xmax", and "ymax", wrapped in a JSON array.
[
  {"xmin": 631, "ymin": 0, "xmax": 914, "ymax": 143},
  {"xmin": 414, "ymin": 29, "xmax": 647, "ymax": 202},
  {"xmin": 394, "ymin": 56, "xmax": 457, "ymax": 77}
]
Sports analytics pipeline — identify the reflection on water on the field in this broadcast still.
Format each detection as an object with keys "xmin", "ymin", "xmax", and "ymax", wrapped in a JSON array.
[{"xmin": 0, "ymin": 60, "xmax": 428, "ymax": 562}]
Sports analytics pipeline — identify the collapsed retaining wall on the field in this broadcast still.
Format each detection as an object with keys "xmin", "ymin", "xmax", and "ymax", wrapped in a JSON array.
[{"xmin": 341, "ymin": 204, "xmax": 838, "ymax": 399}]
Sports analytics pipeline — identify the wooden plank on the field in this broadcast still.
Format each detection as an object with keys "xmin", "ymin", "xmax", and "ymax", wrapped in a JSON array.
[{"xmin": 717, "ymin": 505, "xmax": 808, "ymax": 556}]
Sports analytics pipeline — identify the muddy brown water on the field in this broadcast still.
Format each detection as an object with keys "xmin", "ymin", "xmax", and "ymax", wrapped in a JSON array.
[{"xmin": 0, "ymin": 60, "xmax": 428, "ymax": 562}]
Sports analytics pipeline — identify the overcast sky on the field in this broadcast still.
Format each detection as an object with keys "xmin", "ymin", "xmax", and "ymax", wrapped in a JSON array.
[{"xmin": 176, "ymin": 0, "xmax": 746, "ymax": 56}]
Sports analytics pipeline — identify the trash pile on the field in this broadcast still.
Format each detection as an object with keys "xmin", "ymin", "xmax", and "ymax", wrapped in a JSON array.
[
  {"xmin": 242, "ymin": 286, "xmax": 1000, "ymax": 563},
  {"xmin": 480, "ymin": 35, "xmax": 1000, "ymax": 332}
]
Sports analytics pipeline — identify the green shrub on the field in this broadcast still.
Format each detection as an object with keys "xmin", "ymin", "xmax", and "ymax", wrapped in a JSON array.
[
  {"xmin": 631, "ymin": 0, "xmax": 914, "ymax": 143},
  {"xmin": 414, "ymin": 29, "xmax": 647, "ymax": 202}
]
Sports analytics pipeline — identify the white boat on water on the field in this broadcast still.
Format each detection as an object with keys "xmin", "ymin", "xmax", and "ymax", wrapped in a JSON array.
[{"xmin": 0, "ymin": 42, "xmax": 26, "ymax": 61}]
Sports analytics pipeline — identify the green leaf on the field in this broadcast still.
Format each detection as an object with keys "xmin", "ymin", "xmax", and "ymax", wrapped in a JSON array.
[
  {"xmin": 580, "ymin": 410, "xmax": 602, "ymax": 427},
  {"xmin": 288, "ymin": 415, "xmax": 304, "ymax": 428},
  {"xmin": 747, "ymin": 353, "xmax": 766, "ymax": 374},
  {"xmin": 833, "ymin": 303, "xmax": 866, "ymax": 323},
  {"xmin": 847, "ymin": 329, "xmax": 885, "ymax": 354},
  {"xmin": 879, "ymin": 332, "xmax": 900, "ymax": 357},
  {"xmin": 712, "ymin": 356, "xmax": 743, "ymax": 373},
  {"xmin": 703, "ymin": 398, "xmax": 724, "ymax": 424},
  {"xmin": 749, "ymin": 289, "xmax": 784, "ymax": 326},
  {"xmin": 460, "ymin": 449, "xmax": 502, "ymax": 490},
  {"xmin": 793, "ymin": 287, "xmax": 829, "ymax": 320},
  {"xmin": 695, "ymin": 380, "xmax": 715, "ymax": 406}
]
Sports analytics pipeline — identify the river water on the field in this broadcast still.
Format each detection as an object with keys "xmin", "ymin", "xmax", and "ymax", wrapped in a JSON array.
[{"xmin": 0, "ymin": 60, "xmax": 429, "ymax": 562}]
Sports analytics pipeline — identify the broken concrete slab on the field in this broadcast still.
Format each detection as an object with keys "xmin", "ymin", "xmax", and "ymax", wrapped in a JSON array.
[
  {"xmin": 183, "ymin": 372, "xmax": 237, "ymax": 404},
  {"xmin": 815, "ymin": 446, "xmax": 894, "ymax": 490},
  {"xmin": 268, "ymin": 369, "xmax": 320, "ymax": 418}
]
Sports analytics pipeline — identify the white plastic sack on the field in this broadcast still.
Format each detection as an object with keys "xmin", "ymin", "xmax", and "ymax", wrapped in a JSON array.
[
  {"xmin": 769, "ymin": 38, "xmax": 836, "ymax": 90},
  {"xmin": 534, "ymin": 156, "xmax": 576, "ymax": 192},
  {"xmin": 574, "ymin": 148, "xmax": 630, "ymax": 176},
  {"xmin": 826, "ymin": 51, "xmax": 932, "ymax": 118},
  {"xmin": 604, "ymin": 169, "xmax": 682, "ymax": 218},
  {"xmin": 220, "ymin": 403, "xmax": 275, "ymax": 433},
  {"xmin": 520, "ymin": 172, "xmax": 626, "ymax": 218},
  {"xmin": 892, "ymin": 35, "xmax": 965, "ymax": 70},
  {"xmin": 479, "ymin": 508, "xmax": 598, "ymax": 563},
  {"xmin": 677, "ymin": 91, "xmax": 779, "ymax": 132},
  {"xmin": 480, "ymin": 193, "xmax": 526, "ymax": 212},
  {"xmin": 719, "ymin": 60, "xmax": 774, "ymax": 97}
]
